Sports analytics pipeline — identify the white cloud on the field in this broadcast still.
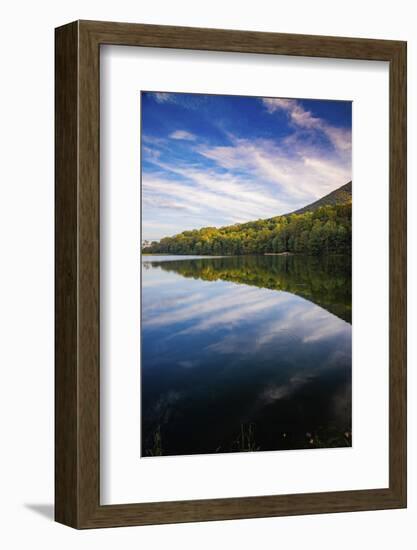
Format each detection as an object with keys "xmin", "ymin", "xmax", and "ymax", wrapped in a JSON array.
[
  {"xmin": 198, "ymin": 134, "xmax": 351, "ymax": 203},
  {"xmin": 263, "ymin": 98, "xmax": 321, "ymax": 129},
  {"xmin": 169, "ymin": 130, "xmax": 196, "ymax": 141},
  {"xmin": 142, "ymin": 145, "xmax": 161, "ymax": 161},
  {"xmin": 142, "ymin": 135, "xmax": 165, "ymax": 146},
  {"xmin": 262, "ymin": 97, "xmax": 352, "ymax": 154},
  {"xmin": 142, "ymin": 168, "xmax": 290, "ymax": 229},
  {"xmin": 153, "ymin": 92, "xmax": 172, "ymax": 103},
  {"xmin": 142, "ymin": 194, "xmax": 201, "ymax": 213}
]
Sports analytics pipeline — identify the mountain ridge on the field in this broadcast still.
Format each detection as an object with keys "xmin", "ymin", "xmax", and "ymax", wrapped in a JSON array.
[{"xmin": 288, "ymin": 181, "xmax": 352, "ymax": 216}]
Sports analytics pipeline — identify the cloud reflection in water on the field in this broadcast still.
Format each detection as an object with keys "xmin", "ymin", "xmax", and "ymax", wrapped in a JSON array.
[{"xmin": 141, "ymin": 255, "xmax": 351, "ymax": 456}]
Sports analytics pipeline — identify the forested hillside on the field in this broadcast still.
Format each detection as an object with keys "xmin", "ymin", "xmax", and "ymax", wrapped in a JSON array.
[
  {"xmin": 143, "ymin": 182, "xmax": 352, "ymax": 256},
  {"xmin": 290, "ymin": 181, "xmax": 352, "ymax": 215}
]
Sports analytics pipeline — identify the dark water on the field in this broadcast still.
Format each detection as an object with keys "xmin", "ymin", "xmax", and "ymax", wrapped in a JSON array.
[{"xmin": 141, "ymin": 254, "xmax": 352, "ymax": 457}]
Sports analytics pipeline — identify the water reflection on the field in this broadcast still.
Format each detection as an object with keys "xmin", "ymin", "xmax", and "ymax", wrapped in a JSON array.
[
  {"xmin": 145, "ymin": 254, "xmax": 351, "ymax": 323},
  {"xmin": 141, "ymin": 254, "xmax": 352, "ymax": 457}
]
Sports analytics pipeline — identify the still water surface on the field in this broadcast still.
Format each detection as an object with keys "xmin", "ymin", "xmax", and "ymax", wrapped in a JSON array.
[{"xmin": 141, "ymin": 255, "xmax": 352, "ymax": 456}]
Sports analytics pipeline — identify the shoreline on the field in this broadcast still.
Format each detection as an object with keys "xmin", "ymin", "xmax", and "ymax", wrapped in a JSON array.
[{"xmin": 264, "ymin": 252, "xmax": 294, "ymax": 256}]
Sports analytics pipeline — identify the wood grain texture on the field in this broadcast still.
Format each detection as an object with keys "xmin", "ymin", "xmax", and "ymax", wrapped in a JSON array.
[
  {"xmin": 55, "ymin": 20, "xmax": 407, "ymax": 529},
  {"xmin": 388, "ymin": 41, "xmax": 407, "ymax": 504},
  {"xmin": 55, "ymin": 21, "xmax": 79, "ymax": 527}
]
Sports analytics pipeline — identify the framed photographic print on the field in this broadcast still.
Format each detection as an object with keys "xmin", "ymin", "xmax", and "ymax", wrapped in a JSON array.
[{"xmin": 55, "ymin": 20, "xmax": 407, "ymax": 528}]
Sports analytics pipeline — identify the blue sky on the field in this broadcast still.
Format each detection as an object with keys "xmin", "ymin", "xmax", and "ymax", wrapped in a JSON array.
[{"xmin": 141, "ymin": 91, "xmax": 352, "ymax": 242}]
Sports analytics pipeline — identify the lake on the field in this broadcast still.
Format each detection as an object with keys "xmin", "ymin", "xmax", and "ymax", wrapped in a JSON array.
[{"xmin": 141, "ymin": 254, "xmax": 352, "ymax": 457}]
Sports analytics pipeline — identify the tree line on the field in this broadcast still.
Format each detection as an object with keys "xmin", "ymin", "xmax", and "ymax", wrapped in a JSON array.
[{"xmin": 143, "ymin": 202, "xmax": 351, "ymax": 256}]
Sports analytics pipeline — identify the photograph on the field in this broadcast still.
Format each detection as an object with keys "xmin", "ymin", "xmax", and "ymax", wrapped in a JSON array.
[
  {"xmin": 140, "ymin": 91, "xmax": 352, "ymax": 457},
  {"xmin": 0, "ymin": 0, "xmax": 408, "ymax": 538}
]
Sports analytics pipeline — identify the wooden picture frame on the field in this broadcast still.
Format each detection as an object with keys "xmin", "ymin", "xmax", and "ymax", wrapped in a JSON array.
[{"xmin": 55, "ymin": 20, "xmax": 407, "ymax": 529}]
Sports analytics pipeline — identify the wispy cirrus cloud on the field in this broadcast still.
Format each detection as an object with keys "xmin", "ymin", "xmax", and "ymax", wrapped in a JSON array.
[
  {"xmin": 169, "ymin": 130, "xmax": 196, "ymax": 141},
  {"xmin": 142, "ymin": 170, "xmax": 287, "ymax": 229},
  {"xmin": 197, "ymin": 134, "xmax": 350, "ymax": 203},
  {"xmin": 263, "ymin": 98, "xmax": 321, "ymax": 128},
  {"xmin": 262, "ymin": 97, "xmax": 352, "ymax": 154},
  {"xmin": 153, "ymin": 92, "xmax": 172, "ymax": 103},
  {"xmin": 147, "ymin": 91, "xmax": 206, "ymax": 110}
]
